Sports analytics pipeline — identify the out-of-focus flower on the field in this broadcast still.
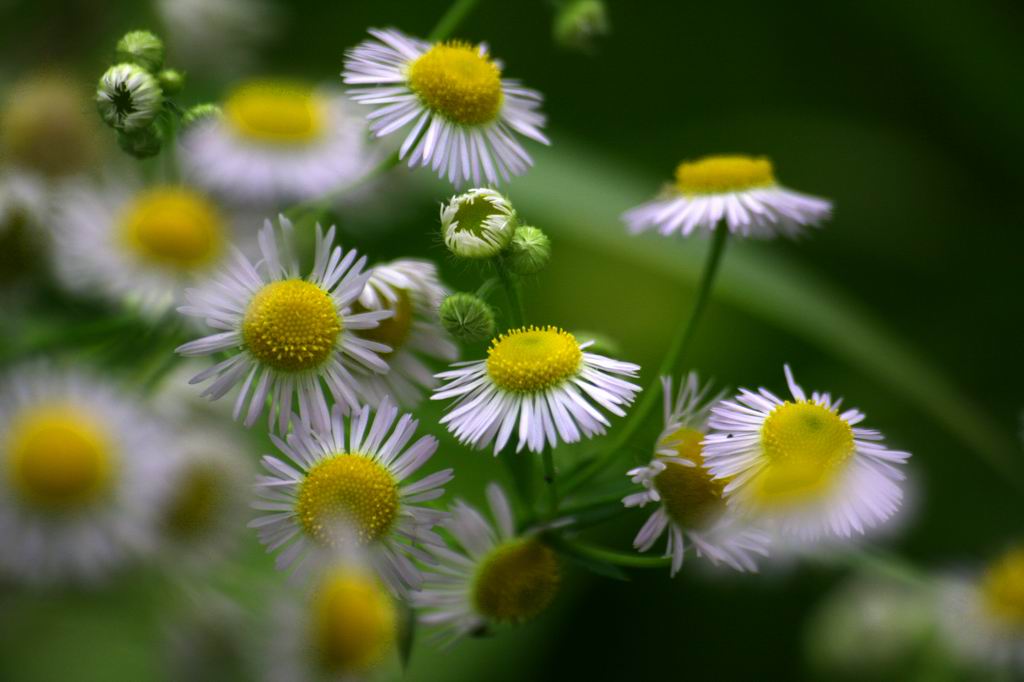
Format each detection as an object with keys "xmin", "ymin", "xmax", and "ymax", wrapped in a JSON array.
[
  {"xmin": 440, "ymin": 188, "xmax": 517, "ymax": 259},
  {"xmin": 180, "ymin": 80, "xmax": 377, "ymax": 203},
  {"xmin": 266, "ymin": 562, "xmax": 398, "ymax": 681},
  {"xmin": 115, "ymin": 30, "xmax": 166, "ymax": 73},
  {"xmin": 50, "ymin": 179, "xmax": 238, "ymax": 317},
  {"xmin": 939, "ymin": 546, "xmax": 1024, "ymax": 673},
  {"xmin": 352, "ymin": 259, "xmax": 457, "ymax": 408},
  {"xmin": 414, "ymin": 482, "xmax": 560, "ymax": 645},
  {"xmin": 703, "ymin": 365, "xmax": 910, "ymax": 540},
  {"xmin": 506, "ymin": 225, "xmax": 551, "ymax": 275},
  {"xmin": 157, "ymin": 0, "xmax": 278, "ymax": 77},
  {"xmin": 432, "ymin": 325, "xmax": 641, "ymax": 454},
  {"xmin": 0, "ymin": 366, "xmax": 170, "ymax": 584},
  {"xmin": 439, "ymin": 292, "xmax": 496, "ymax": 343},
  {"xmin": 624, "ymin": 374, "xmax": 770, "ymax": 576},
  {"xmin": 343, "ymin": 28, "xmax": 549, "ymax": 187},
  {"xmin": 553, "ymin": 0, "xmax": 610, "ymax": 53},
  {"xmin": 176, "ymin": 217, "xmax": 390, "ymax": 433},
  {"xmin": 622, "ymin": 155, "xmax": 832, "ymax": 239},
  {"xmin": 250, "ymin": 398, "xmax": 452, "ymax": 594},
  {"xmin": 96, "ymin": 63, "xmax": 164, "ymax": 132}
]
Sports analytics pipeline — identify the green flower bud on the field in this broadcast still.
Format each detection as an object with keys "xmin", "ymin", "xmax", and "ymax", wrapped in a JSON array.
[
  {"xmin": 157, "ymin": 69, "xmax": 185, "ymax": 95},
  {"xmin": 439, "ymin": 293, "xmax": 496, "ymax": 343},
  {"xmin": 506, "ymin": 225, "xmax": 551, "ymax": 275},
  {"xmin": 182, "ymin": 103, "xmax": 222, "ymax": 127},
  {"xmin": 116, "ymin": 125, "xmax": 163, "ymax": 159},
  {"xmin": 554, "ymin": 0, "xmax": 610, "ymax": 53},
  {"xmin": 116, "ymin": 30, "xmax": 165, "ymax": 73},
  {"xmin": 97, "ymin": 63, "xmax": 163, "ymax": 132},
  {"xmin": 440, "ymin": 188, "xmax": 517, "ymax": 260}
]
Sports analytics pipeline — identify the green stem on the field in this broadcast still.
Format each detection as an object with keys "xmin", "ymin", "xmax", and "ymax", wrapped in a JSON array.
[
  {"xmin": 428, "ymin": 0, "xmax": 483, "ymax": 42},
  {"xmin": 503, "ymin": 447, "xmax": 536, "ymax": 524},
  {"xmin": 563, "ymin": 226, "xmax": 730, "ymax": 495},
  {"xmin": 494, "ymin": 257, "xmax": 526, "ymax": 328},
  {"xmin": 542, "ymin": 448, "xmax": 559, "ymax": 516},
  {"xmin": 548, "ymin": 535, "xmax": 670, "ymax": 568}
]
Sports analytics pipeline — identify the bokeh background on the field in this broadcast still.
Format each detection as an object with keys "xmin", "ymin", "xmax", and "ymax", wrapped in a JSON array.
[{"xmin": 1, "ymin": 0, "xmax": 1022, "ymax": 680}]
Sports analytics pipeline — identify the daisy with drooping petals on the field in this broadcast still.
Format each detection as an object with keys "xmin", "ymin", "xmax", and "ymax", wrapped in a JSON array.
[
  {"xmin": 414, "ymin": 482, "xmax": 560, "ymax": 646},
  {"xmin": 702, "ymin": 365, "xmax": 910, "ymax": 540},
  {"xmin": 50, "ymin": 178, "xmax": 239, "ymax": 318},
  {"xmin": 624, "ymin": 374, "xmax": 770, "ymax": 576},
  {"xmin": 937, "ymin": 547, "xmax": 1024, "ymax": 674},
  {"xmin": 181, "ymin": 79, "xmax": 378, "ymax": 203},
  {"xmin": 0, "ymin": 366, "xmax": 170, "ymax": 584},
  {"xmin": 622, "ymin": 155, "xmax": 832, "ymax": 239},
  {"xmin": 342, "ymin": 28, "xmax": 549, "ymax": 187},
  {"xmin": 353, "ymin": 259, "xmax": 457, "ymax": 408},
  {"xmin": 176, "ymin": 216, "xmax": 391, "ymax": 434},
  {"xmin": 250, "ymin": 398, "xmax": 452, "ymax": 594},
  {"xmin": 432, "ymin": 326, "xmax": 641, "ymax": 454}
]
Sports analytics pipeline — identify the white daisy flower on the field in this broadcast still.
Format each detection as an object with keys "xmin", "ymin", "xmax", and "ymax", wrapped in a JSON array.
[
  {"xmin": 624, "ymin": 374, "xmax": 770, "ymax": 576},
  {"xmin": 50, "ymin": 179, "xmax": 240, "ymax": 318},
  {"xmin": 353, "ymin": 259, "xmax": 457, "ymax": 408},
  {"xmin": 157, "ymin": 0, "xmax": 277, "ymax": 77},
  {"xmin": 413, "ymin": 482, "xmax": 560, "ymax": 646},
  {"xmin": 938, "ymin": 547, "xmax": 1024, "ymax": 674},
  {"xmin": 622, "ymin": 155, "xmax": 833, "ymax": 239},
  {"xmin": 180, "ymin": 79, "xmax": 378, "ymax": 203},
  {"xmin": 176, "ymin": 216, "xmax": 391, "ymax": 434},
  {"xmin": 265, "ymin": 562, "xmax": 399, "ymax": 682},
  {"xmin": 342, "ymin": 28, "xmax": 549, "ymax": 187},
  {"xmin": 250, "ymin": 398, "xmax": 453, "ymax": 594},
  {"xmin": 432, "ymin": 326, "xmax": 641, "ymax": 454},
  {"xmin": 702, "ymin": 364, "xmax": 910, "ymax": 540},
  {"xmin": 0, "ymin": 366, "xmax": 170, "ymax": 584}
]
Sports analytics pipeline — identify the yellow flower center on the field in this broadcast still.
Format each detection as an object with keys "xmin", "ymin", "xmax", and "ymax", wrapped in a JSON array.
[
  {"xmin": 354, "ymin": 290, "xmax": 414, "ymax": 354},
  {"xmin": 981, "ymin": 548, "xmax": 1024, "ymax": 629},
  {"xmin": 486, "ymin": 326, "xmax": 582, "ymax": 393},
  {"xmin": 242, "ymin": 280, "xmax": 342, "ymax": 372},
  {"xmin": 407, "ymin": 42, "xmax": 504, "ymax": 125},
  {"xmin": 295, "ymin": 454, "xmax": 399, "ymax": 546},
  {"xmin": 674, "ymin": 155, "xmax": 776, "ymax": 195},
  {"xmin": 119, "ymin": 187, "xmax": 225, "ymax": 270},
  {"xmin": 6, "ymin": 405, "xmax": 113, "ymax": 510},
  {"xmin": 472, "ymin": 539, "xmax": 560, "ymax": 623},
  {"xmin": 223, "ymin": 80, "xmax": 327, "ymax": 144},
  {"xmin": 752, "ymin": 401, "xmax": 855, "ymax": 506},
  {"xmin": 311, "ymin": 570, "xmax": 397, "ymax": 674},
  {"xmin": 161, "ymin": 464, "xmax": 223, "ymax": 540},
  {"xmin": 653, "ymin": 427, "xmax": 725, "ymax": 528}
]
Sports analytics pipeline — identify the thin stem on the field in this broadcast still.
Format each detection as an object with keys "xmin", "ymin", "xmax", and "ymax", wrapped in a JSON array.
[
  {"xmin": 428, "ymin": 0, "xmax": 483, "ymax": 42},
  {"xmin": 542, "ymin": 448, "xmax": 559, "ymax": 516},
  {"xmin": 563, "ymin": 227, "xmax": 730, "ymax": 495},
  {"xmin": 548, "ymin": 535, "xmax": 670, "ymax": 569},
  {"xmin": 502, "ymin": 448, "xmax": 536, "ymax": 524},
  {"xmin": 494, "ymin": 257, "xmax": 526, "ymax": 328}
]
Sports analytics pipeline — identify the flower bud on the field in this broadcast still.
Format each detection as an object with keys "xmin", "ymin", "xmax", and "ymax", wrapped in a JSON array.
[
  {"xmin": 506, "ymin": 225, "xmax": 551, "ymax": 275},
  {"xmin": 440, "ymin": 188, "xmax": 517, "ymax": 260},
  {"xmin": 116, "ymin": 125, "xmax": 163, "ymax": 159},
  {"xmin": 439, "ymin": 293, "xmax": 496, "ymax": 344},
  {"xmin": 97, "ymin": 63, "xmax": 163, "ymax": 132},
  {"xmin": 554, "ymin": 0, "xmax": 609, "ymax": 52},
  {"xmin": 157, "ymin": 69, "xmax": 185, "ymax": 95},
  {"xmin": 116, "ymin": 30, "xmax": 165, "ymax": 73},
  {"xmin": 182, "ymin": 103, "xmax": 221, "ymax": 127}
]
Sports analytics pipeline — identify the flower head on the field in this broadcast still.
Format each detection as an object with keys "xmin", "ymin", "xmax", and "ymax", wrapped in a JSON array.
[
  {"xmin": 414, "ymin": 483, "xmax": 560, "ymax": 645},
  {"xmin": 342, "ymin": 29, "xmax": 549, "ymax": 187},
  {"xmin": 622, "ymin": 155, "xmax": 832, "ymax": 239},
  {"xmin": 440, "ymin": 188, "xmax": 517, "ymax": 259},
  {"xmin": 439, "ymin": 292, "xmax": 496, "ymax": 343},
  {"xmin": 433, "ymin": 326, "xmax": 641, "ymax": 453},
  {"xmin": 96, "ymin": 63, "xmax": 163, "ymax": 132},
  {"xmin": 702, "ymin": 365, "xmax": 910, "ymax": 540},
  {"xmin": 624, "ymin": 374, "xmax": 770, "ymax": 575},
  {"xmin": 176, "ymin": 216, "xmax": 391, "ymax": 433}
]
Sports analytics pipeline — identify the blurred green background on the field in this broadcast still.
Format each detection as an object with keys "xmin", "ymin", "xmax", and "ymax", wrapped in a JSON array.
[{"xmin": 1, "ymin": 0, "xmax": 1022, "ymax": 680}]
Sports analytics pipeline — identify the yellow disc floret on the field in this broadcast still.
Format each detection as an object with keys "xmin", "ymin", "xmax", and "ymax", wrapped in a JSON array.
[
  {"xmin": 295, "ymin": 454, "xmax": 399, "ymax": 546},
  {"xmin": 674, "ymin": 155, "xmax": 776, "ymax": 195},
  {"xmin": 486, "ymin": 326, "xmax": 581, "ymax": 393},
  {"xmin": 653, "ymin": 427, "xmax": 725, "ymax": 528},
  {"xmin": 753, "ymin": 401, "xmax": 855, "ymax": 506},
  {"xmin": 120, "ymin": 187, "xmax": 225, "ymax": 270},
  {"xmin": 224, "ymin": 80, "xmax": 327, "ymax": 144},
  {"xmin": 6, "ymin": 405, "xmax": 113, "ymax": 510},
  {"xmin": 354, "ymin": 290, "xmax": 414, "ymax": 353},
  {"xmin": 242, "ymin": 280, "xmax": 341, "ymax": 372},
  {"xmin": 311, "ymin": 569, "xmax": 397, "ymax": 674},
  {"xmin": 407, "ymin": 41, "xmax": 504, "ymax": 125},
  {"xmin": 472, "ymin": 538, "xmax": 560, "ymax": 623},
  {"xmin": 981, "ymin": 547, "xmax": 1024, "ymax": 629},
  {"xmin": 161, "ymin": 464, "xmax": 222, "ymax": 540}
]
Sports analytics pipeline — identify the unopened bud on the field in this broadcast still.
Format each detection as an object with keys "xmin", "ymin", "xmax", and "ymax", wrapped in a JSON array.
[
  {"xmin": 158, "ymin": 69, "xmax": 185, "ymax": 95},
  {"xmin": 506, "ymin": 225, "xmax": 551, "ymax": 275},
  {"xmin": 439, "ymin": 293, "xmax": 497, "ymax": 343},
  {"xmin": 97, "ymin": 63, "xmax": 163, "ymax": 132},
  {"xmin": 554, "ymin": 0, "xmax": 610, "ymax": 53},
  {"xmin": 117, "ymin": 125, "xmax": 163, "ymax": 159},
  {"xmin": 116, "ymin": 30, "xmax": 165, "ymax": 73},
  {"xmin": 182, "ymin": 103, "xmax": 221, "ymax": 127},
  {"xmin": 440, "ymin": 188, "xmax": 517, "ymax": 260}
]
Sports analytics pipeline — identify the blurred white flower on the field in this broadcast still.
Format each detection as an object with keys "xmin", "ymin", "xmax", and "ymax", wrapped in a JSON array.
[{"xmin": 157, "ymin": 0, "xmax": 278, "ymax": 76}]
